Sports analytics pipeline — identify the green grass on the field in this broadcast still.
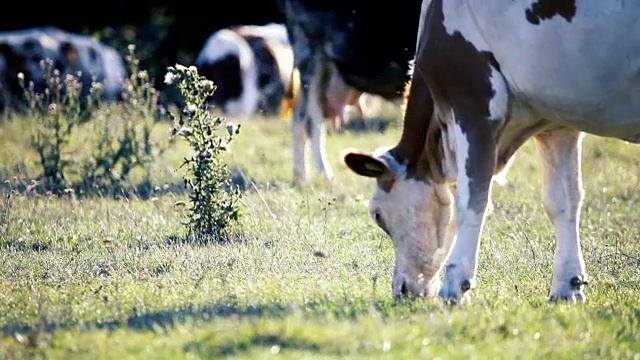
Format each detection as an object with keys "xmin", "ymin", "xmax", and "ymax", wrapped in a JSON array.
[{"xmin": 0, "ymin": 113, "xmax": 639, "ymax": 359}]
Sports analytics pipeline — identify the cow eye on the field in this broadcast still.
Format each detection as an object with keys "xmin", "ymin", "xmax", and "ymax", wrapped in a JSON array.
[
  {"xmin": 372, "ymin": 210, "xmax": 384, "ymax": 227},
  {"xmin": 371, "ymin": 210, "xmax": 390, "ymax": 235}
]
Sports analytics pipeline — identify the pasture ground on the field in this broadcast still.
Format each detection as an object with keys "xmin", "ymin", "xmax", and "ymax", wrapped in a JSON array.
[{"xmin": 0, "ymin": 112, "xmax": 639, "ymax": 359}]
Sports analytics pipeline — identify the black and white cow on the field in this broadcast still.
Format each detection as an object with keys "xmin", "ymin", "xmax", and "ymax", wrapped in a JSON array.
[
  {"xmin": 194, "ymin": 23, "xmax": 296, "ymax": 119},
  {"xmin": 343, "ymin": 0, "xmax": 640, "ymax": 303},
  {"xmin": 280, "ymin": 0, "xmax": 423, "ymax": 182},
  {"xmin": 0, "ymin": 27, "xmax": 125, "ymax": 113}
]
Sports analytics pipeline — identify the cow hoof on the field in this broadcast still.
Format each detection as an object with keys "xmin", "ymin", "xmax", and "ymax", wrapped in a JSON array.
[
  {"xmin": 548, "ymin": 275, "xmax": 588, "ymax": 304},
  {"xmin": 438, "ymin": 266, "xmax": 474, "ymax": 304}
]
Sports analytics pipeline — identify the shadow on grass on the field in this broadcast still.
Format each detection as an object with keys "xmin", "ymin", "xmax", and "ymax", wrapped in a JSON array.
[
  {"xmin": 2, "ymin": 297, "xmax": 435, "ymax": 337},
  {"xmin": 183, "ymin": 332, "xmax": 324, "ymax": 357},
  {"xmin": 0, "ymin": 240, "xmax": 50, "ymax": 252},
  {"xmin": 0, "ymin": 165, "xmax": 257, "ymax": 202},
  {"xmin": 338, "ymin": 116, "xmax": 398, "ymax": 134}
]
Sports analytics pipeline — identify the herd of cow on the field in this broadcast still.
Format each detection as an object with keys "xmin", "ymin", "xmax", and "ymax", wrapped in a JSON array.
[
  {"xmin": 0, "ymin": 1, "xmax": 418, "ymax": 181},
  {"xmin": 3, "ymin": 0, "xmax": 639, "ymax": 304}
]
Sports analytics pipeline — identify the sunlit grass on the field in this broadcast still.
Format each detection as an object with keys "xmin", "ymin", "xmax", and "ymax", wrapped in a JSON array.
[{"xmin": 0, "ymin": 111, "xmax": 639, "ymax": 359}]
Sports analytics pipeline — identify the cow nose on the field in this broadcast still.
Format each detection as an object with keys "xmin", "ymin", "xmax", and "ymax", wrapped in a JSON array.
[{"xmin": 393, "ymin": 275, "xmax": 413, "ymax": 298}]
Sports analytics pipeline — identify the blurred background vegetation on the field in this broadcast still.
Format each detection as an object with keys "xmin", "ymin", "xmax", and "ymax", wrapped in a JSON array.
[{"xmin": 0, "ymin": 1, "xmax": 284, "ymax": 89}]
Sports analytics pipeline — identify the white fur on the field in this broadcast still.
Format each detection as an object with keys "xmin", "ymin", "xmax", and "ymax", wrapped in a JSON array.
[
  {"xmin": 98, "ymin": 46, "xmax": 126, "ymax": 98},
  {"xmin": 536, "ymin": 130, "xmax": 587, "ymax": 302},
  {"xmin": 442, "ymin": 0, "xmax": 490, "ymax": 52},
  {"xmin": 488, "ymin": 66, "xmax": 508, "ymax": 121},
  {"xmin": 452, "ymin": 123, "xmax": 470, "ymax": 208},
  {"xmin": 438, "ymin": 122, "xmax": 488, "ymax": 300},
  {"xmin": 234, "ymin": 23, "xmax": 290, "ymax": 46}
]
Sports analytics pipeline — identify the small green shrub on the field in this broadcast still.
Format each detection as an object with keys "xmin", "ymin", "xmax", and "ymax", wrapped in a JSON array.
[
  {"xmin": 164, "ymin": 64, "xmax": 242, "ymax": 241},
  {"xmin": 21, "ymin": 60, "xmax": 100, "ymax": 194},
  {"xmin": 80, "ymin": 45, "xmax": 173, "ymax": 196}
]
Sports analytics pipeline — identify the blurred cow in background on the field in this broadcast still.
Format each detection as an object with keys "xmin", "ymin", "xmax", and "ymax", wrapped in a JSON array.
[
  {"xmin": 194, "ymin": 22, "xmax": 374, "ymax": 126},
  {"xmin": 280, "ymin": 0, "xmax": 422, "ymax": 182},
  {"xmin": 49, "ymin": 28, "xmax": 126, "ymax": 101},
  {"xmin": 0, "ymin": 26, "xmax": 126, "ymax": 114},
  {"xmin": 194, "ymin": 23, "xmax": 296, "ymax": 119}
]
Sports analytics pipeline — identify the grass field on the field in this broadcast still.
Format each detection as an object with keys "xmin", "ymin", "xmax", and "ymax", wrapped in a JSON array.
[{"xmin": 0, "ymin": 111, "xmax": 639, "ymax": 359}]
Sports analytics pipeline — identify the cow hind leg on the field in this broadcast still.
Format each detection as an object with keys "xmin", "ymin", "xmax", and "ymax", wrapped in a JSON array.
[
  {"xmin": 292, "ymin": 53, "xmax": 333, "ymax": 182},
  {"xmin": 535, "ymin": 128, "xmax": 588, "ymax": 303}
]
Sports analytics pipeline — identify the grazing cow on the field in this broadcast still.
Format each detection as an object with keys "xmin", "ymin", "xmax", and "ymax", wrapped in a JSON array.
[
  {"xmin": 194, "ymin": 23, "xmax": 296, "ymax": 119},
  {"xmin": 343, "ymin": 0, "xmax": 640, "ymax": 303},
  {"xmin": 280, "ymin": 0, "xmax": 422, "ymax": 182},
  {"xmin": 0, "ymin": 27, "xmax": 125, "ymax": 113}
]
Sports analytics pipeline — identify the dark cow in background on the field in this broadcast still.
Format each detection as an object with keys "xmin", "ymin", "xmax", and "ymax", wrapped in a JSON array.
[
  {"xmin": 280, "ymin": 0, "xmax": 423, "ymax": 182},
  {"xmin": 0, "ymin": 27, "xmax": 125, "ymax": 114},
  {"xmin": 194, "ymin": 23, "xmax": 296, "ymax": 119}
]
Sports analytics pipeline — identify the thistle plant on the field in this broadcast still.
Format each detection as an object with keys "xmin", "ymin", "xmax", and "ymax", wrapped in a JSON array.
[
  {"xmin": 81, "ymin": 44, "xmax": 169, "ymax": 196},
  {"xmin": 164, "ymin": 64, "xmax": 242, "ymax": 241},
  {"xmin": 21, "ymin": 59, "xmax": 99, "ymax": 193}
]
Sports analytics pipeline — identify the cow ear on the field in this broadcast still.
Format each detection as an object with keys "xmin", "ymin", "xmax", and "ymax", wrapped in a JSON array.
[{"xmin": 341, "ymin": 149, "xmax": 390, "ymax": 178}]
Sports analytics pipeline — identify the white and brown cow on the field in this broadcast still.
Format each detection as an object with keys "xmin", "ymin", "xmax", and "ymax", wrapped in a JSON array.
[
  {"xmin": 343, "ymin": 0, "xmax": 640, "ymax": 303},
  {"xmin": 281, "ymin": 0, "xmax": 422, "ymax": 182},
  {"xmin": 194, "ymin": 23, "xmax": 296, "ymax": 119}
]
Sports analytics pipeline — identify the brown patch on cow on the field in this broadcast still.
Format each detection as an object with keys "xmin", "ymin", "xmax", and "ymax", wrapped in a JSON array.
[
  {"xmin": 525, "ymin": 0, "xmax": 577, "ymax": 25},
  {"xmin": 242, "ymin": 34, "xmax": 285, "ymax": 114},
  {"xmin": 389, "ymin": 0, "xmax": 501, "ymax": 188},
  {"xmin": 420, "ymin": 0, "xmax": 502, "ymax": 200},
  {"xmin": 384, "ymin": 70, "xmax": 445, "ymax": 185},
  {"xmin": 242, "ymin": 35, "xmax": 278, "ymax": 88},
  {"xmin": 390, "ymin": 68, "xmax": 437, "ymax": 182},
  {"xmin": 197, "ymin": 55, "xmax": 243, "ymax": 105},
  {"xmin": 60, "ymin": 42, "xmax": 79, "ymax": 66},
  {"xmin": 418, "ymin": 0, "xmax": 495, "ymax": 122}
]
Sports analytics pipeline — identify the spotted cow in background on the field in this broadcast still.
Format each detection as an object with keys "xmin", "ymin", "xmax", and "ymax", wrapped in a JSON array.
[
  {"xmin": 280, "ymin": 0, "xmax": 423, "ymax": 182},
  {"xmin": 194, "ymin": 23, "xmax": 297, "ymax": 119},
  {"xmin": 343, "ymin": 0, "xmax": 640, "ymax": 303},
  {"xmin": 0, "ymin": 27, "xmax": 125, "ymax": 114}
]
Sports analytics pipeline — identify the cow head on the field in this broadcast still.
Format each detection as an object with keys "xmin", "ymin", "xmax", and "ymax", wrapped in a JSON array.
[{"xmin": 343, "ymin": 146, "xmax": 455, "ymax": 298}]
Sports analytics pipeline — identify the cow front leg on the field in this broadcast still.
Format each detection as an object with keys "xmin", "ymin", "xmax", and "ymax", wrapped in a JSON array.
[
  {"xmin": 439, "ymin": 121, "xmax": 498, "ymax": 303},
  {"xmin": 535, "ymin": 128, "xmax": 588, "ymax": 303}
]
